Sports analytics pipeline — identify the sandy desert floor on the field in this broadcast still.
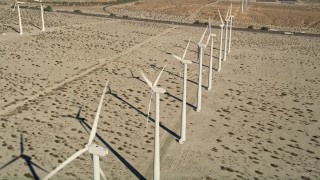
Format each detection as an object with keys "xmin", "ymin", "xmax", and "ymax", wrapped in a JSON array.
[{"xmin": 0, "ymin": 4, "xmax": 320, "ymax": 180}]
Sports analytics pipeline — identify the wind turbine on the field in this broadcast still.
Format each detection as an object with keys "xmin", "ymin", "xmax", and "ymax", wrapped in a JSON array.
[
  {"xmin": 228, "ymin": 3, "xmax": 234, "ymax": 53},
  {"xmin": 43, "ymin": 81, "xmax": 110, "ymax": 180},
  {"xmin": 140, "ymin": 64, "xmax": 167, "ymax": 180},
  {"xmin": 12, "ymin": 0, "xmax": 25, "ymax": 35},
  {"xmin": 218, "ymin": 10, "xmax": 224, "ymax": 72},
  {"xmin": 206, "ymin": 17, "xmax": 217, "ymax": 91},
  {"xmin": 172, "ymin": 39, "xmax": 192, "ymax": 144},
  {"xmin": 223, "ymin": 7, "xmax": 230, "ymax": 61},
  {"xmin": 32, "ymin": 0, "xmax": 45, "ymax": 31},
  {"xmin": 196, "ymin": 26, "xmax": 209, "ymax": 112}
]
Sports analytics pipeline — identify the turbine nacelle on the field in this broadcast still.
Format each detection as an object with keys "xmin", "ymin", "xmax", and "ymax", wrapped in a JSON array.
[
  {"xmin": 12, "ymin": 1, "xmax": 25, "ymax": 12},
  {"xmin": 181, "ymin": 59, "xmax": 192, "ymax": 65},
  {"xmin": 198, "ymin": 43, "xmax": 206, "ymax": 49},
  {"xmin": 172, "ymin": 54, "xmax": 192, "ymax": 65},
  {"xmin": 88, "ymin": 144, "xmax": 108, "ymax": 157},
  {"xmin": 152, "ymin": 87, "xmax": 166, "ymax": 94}
]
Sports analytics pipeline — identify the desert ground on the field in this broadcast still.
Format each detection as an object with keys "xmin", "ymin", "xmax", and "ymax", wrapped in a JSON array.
[
  {"xmin": 0, "ymin": 1, "xmax": 320, "ymax": 180},
  {"xmin": 4, "ymin": 0, "xmax": 318, "ymax": 33},
  {"xmin": 44, "ymin": 0, "xmax": 320, "ymax": 33}
]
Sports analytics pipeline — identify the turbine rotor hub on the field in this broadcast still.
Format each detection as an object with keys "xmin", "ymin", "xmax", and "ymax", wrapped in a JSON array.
[{"xmin": 88, "ymin": 144, "xmax": 108, "ymax": 157}]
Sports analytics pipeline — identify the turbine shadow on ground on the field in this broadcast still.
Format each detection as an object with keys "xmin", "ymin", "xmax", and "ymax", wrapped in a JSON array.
[
  {"xmin": 6, "ymin": 25, "xmax": 19, "ymax": 33},
  {"xmin": 29, "ymin": 22, "xmax": 41, "ymax": 30},
  {"xmin": 0, "ymin": 133, "xmax": 48, "ymax": 180},
  {"xmin": 63, "ymin": 108, "xmax": 147, "ymax": 180},
  {"xmin": 165, "ymin": 91, "xmax": 197, "ymax": 110},
  {"xmin": 108, "ymin": 88, "xmax": 180, "ymax": 140},
  {"xmin": 157, "ymin": 47, "xmax": 219, "ymax": 66},
  {"xmin": 173, "ymin": 43, "xmax": 219, "ymax": 54},
  {"xmin": 127, "ymin": 69, "xmax": 146, "ymax": 84}
]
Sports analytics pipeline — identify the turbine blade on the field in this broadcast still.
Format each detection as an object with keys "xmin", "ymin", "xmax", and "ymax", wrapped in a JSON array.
[
  {"xmin": 172, "ymin": 54, "xmax": 182, "ymax": 62},
  {"xmin": 182, "ymin": 38, "xmax": 191, "ymax": 59},
  {"xmin": 43, "ymin": 148, "xmax": 88, "ymax": 180},
  {"xmin": 209, "ymin": 17, "xmax": 211, "ymax": 34},
  {"xmin": 0, "ymin": 157, "xmax": 20, "ymax": 170},
  {"xmin": 198, "ymin": 26, "xmax": 208, "ymax": 44},
  {"xmin": 197, "ymin": 46, "xmax": 201, "ymax": 63},
  {"xmin": 153, "ymin": 63, "xmax": 167, "ymax": 87},
  {"xmin": 76, "ymin": 107, "xmax": 82, "ymax": 119},
  {"xmin": 100, "ymin": 167, "xmax": 107, "ymax": 180},
  {"xmin": 146, "ymin": 91, "xmax": 153, "ymax": 129},
  {"xmin": 140, "ymin": 71, "xmax": 153, "ymax": 88},
  {"xmin": 29, "ymin": 161, "xmax": 49, "ymax": 173},
  {"xmin": 108, "ymin": 84, "xmax": 112, "ymax": 94},
  {"xmin": 20, "ymin": 133, "xmax": 24, "ymax": 155},
  {"xmin": 129, "ymin": 69, "xmax": 134, "ymax": 78},
  {"xmin": 218, "ymin": 10, "xmax": 224, "ymax": 25},
  {"xmin": 205, "ymin": 32, "xmax": 211, "ymax": 48},
  {"xmin": 225, "ymin": 7, "xmax": 231, "ymax": 20},
  {"xmin": 88, "ymin": 81, "xmax": 109, "ymax": 145}
]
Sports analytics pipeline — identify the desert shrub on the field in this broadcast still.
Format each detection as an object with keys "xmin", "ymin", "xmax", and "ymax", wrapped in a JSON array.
[
  {"xmin": 248, "ymin": 25, "xmax": 254, "ymax": 29},
  {"xmin": 261, "ymin": 26, "xmax": 269, "ymax": 31},
  {"xmin": 74, "ymin": 10, "xmax": 82, "ymax": 13},
  {"xmin": 44, "ymin": 6, "xmax": 52, "ymax": 12},
  {"xmin": 193, "ymin": 20, "xmax": 201, "ymax": 24},
  {"xmin": 110, "ymin": 13, "xmax": 116, "ymax": 17}
]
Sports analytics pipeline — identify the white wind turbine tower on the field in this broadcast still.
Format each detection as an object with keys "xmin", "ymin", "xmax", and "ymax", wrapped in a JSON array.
[
  {"xmin": 43, "ymin": 81, "xmax": 109, "ymax": 180},
  {"xmin": 241, "ymin": 0, "xmax": 244, "ymax": 14},
  {"xmin": 218, "ymin": 10, "xmax": 224, "ymax": 72},
  {"xmin": 172, "ymin": 40, "xmax": 192, "ymax": 144},
  {"xmin": 228, "ymin": 3, "xmax": 234, "ymax": 53},
  {"xmin": 140, "ymin": 64, "xmax": 167, "ymax": 180},
  {"xmin": 12, "ymin": 0, "xmax": 25, "ymax": 35},
  {"xmin": 196, "ymin": 26, "xmax": 209, "ymax": 112},
  {"xmin": 34, "ymin": 0, "xmax": 45, "ymax": 31},
  {"xmin": 206, "ymin": 17, "xmax": 217, "ymax": 91},
  {"xmin": 223, "ymin": 7, "xmax": 230, "ymax": 61}
]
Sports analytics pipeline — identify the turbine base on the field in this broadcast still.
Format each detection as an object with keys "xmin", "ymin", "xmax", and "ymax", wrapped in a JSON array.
[{"xmin": 179, "ymin": 139, "xmax": 185, "ymax": 144}]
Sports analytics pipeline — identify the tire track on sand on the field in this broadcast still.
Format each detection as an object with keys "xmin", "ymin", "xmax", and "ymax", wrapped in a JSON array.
[{"xmin": 0, "ymin": 25, "xmax": 176, "ymax": 117}]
